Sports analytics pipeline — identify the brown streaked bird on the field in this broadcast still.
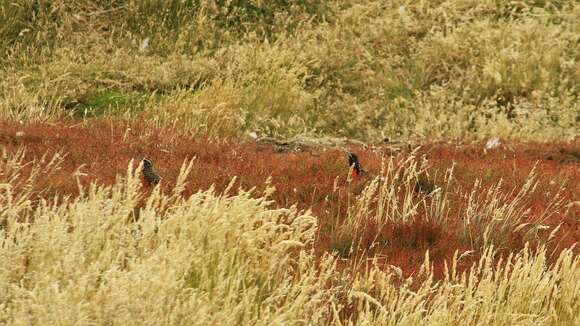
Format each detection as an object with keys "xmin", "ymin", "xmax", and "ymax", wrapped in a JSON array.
[{"xmin": 140, "ymin": 157, "xmax": 160, "ymax": 187}]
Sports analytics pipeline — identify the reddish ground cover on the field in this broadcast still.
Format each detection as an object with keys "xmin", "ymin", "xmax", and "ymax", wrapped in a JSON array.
[{"xmin": 1, "ymin": 119, "xmax": 578, "ymax": 278}]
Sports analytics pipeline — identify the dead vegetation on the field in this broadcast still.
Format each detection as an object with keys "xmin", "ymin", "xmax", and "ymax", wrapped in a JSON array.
[
  {"xmin": 1, "ymin": 1, "xmax": 579, "ymax": 323},
  {"xmin": 0, "ymin": 126, "xmax": 578, "ymax": 324},
  {"xmin": 1, "ymin": 1, "xmax": 578, "ymax": 141}
]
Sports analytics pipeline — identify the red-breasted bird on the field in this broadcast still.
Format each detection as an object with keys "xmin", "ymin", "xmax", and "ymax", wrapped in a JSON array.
[{"xmin": 347, "ymin": 152, "xmax": 363, "ymax": 179}]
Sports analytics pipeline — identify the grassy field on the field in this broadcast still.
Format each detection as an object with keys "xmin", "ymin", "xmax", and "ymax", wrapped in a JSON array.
[
  {"xmin": 2, "ymin": 0, "xmax": 579, "ymax": 140},
  {"xmin": 1, "ymin": 1, "xmax": 579, "ymax": 325}
]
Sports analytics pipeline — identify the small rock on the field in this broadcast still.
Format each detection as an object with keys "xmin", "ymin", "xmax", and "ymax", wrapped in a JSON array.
[
  {"xmin": 485, "ymin": 137, "xmax": 500, "ymax": 150},
  {"xmin": 139, "ymin": 37, "xmax": 150, "ymax": 51},
  {"xmin": 15, "ymin": 131, "xmax": 25, "ymax": 138},
  {"xmin": 398, "ymin": 5, "xmax": 406, "ymax": 15},
  {"xmin": 248, "ymin": 132, "xmax": 258, "ymax": 140}
]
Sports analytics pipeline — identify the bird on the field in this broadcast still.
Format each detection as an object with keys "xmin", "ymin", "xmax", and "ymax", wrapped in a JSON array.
[
  {"xmin": 347, "ymin": 152, "xmax": 363, "ymax": 179},
  {"xmin": 139, "ymin": 157, "xmax": 160, "ymax": 187}
]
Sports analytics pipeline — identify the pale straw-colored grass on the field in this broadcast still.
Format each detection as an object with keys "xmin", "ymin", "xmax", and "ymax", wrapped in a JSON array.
[
  {"xmin": 0, "ymin": 151, "xmax": 578, "ymax": 324},
  {"xmin": 342, "ymin": 154, "xmax": 443, "ymax": 232},
  {"xmin": 1, "ymin": 1, "xmax": 578, "ymax": 140},
  {"xmin": 461, "ymin": 168, "xmax": 566, "ymax": 247}
]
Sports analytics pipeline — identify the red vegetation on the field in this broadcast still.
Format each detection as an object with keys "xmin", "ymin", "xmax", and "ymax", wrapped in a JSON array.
[{"xmin": 0, "ymin": 119, "xmax": 578, "ymax": 278}]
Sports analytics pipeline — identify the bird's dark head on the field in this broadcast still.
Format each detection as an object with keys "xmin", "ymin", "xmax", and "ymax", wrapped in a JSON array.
[
  {"xmin": 347, "ymin": 152, "xmax": 358, "ymax": 166},
  {"xmin": 142, "ymin": 158, "xmax": 153, "ymax": 169}
]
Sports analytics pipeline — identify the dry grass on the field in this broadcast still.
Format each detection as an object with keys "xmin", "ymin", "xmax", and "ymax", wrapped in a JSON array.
[
  {"xmin": 0, "ymin": 145, "xmax": 578, "ymax": 324},
  {"xmin": 1, "ymin": 1, "xmax": 579, "ymax": 323},
  {"xmin": 1, "ymin": 120, "xmax": 578, "ymax": 275},
  {"xmin": 1, "ymin": 1, "xmax": 578, "ymax": 140}
]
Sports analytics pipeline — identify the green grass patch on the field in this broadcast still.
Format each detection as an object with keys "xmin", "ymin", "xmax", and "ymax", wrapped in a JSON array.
[{"xmin": 68, "ymin": 89, "xmax": 151, "ymax": 118}]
